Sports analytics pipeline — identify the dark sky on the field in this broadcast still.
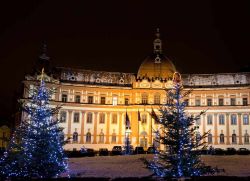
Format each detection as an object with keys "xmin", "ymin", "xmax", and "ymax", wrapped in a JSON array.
[{"xmin": 0, "ymin": 0, "xmax": 249, "ymax": 119}]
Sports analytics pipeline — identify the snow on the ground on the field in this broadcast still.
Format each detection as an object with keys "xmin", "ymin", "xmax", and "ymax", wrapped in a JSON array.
[{"xmin": 62, "ymin": 155, "xmax": 250, "ymax": 178}]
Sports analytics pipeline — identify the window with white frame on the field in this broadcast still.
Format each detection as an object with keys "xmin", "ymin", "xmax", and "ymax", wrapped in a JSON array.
[
  {"xmin": 231, "ymin": 114, "xmax": 237, "ymax": 125},
  {"xmin": 219, "ymin": 114, "xmax": 225, "ymax": 125}
]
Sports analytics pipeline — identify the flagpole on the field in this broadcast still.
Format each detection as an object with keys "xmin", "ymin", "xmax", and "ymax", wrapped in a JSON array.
[{"xmin": 138, "ymin": 109, "xmax": 140, "ymax": 147}]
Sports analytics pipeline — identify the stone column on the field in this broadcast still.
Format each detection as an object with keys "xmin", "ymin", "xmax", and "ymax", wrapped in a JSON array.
[
  {"xmin": 148, "ymin": 112, "xmax": 152, "ymax": 145},
  {"xmin": 80, "ymin": 111, "xmax": 85, "ymax": 144},
  {"xmin": 238, "ymin": 113, "xmax": 243, "ymax": 145},
  {"xmin": 105, "ymin": 112, "xmax": 110, "ymax": 144},
  {"xmin": 214, "ymin": 113, "xmax": 218, "ymax": 144},
  {"xmin": 67, "ymin": 110, "xmax": 72, "ymax": 139},
  {"xmin": 93, "ymin": 112, "xmax": 98, "ymax": 144},
  {"xmin": 118, "ymin": 112, "xmax": 122, "ymax": 144},
  {"xmin": 226, "ymin": 113, "xmax": 230, "ymax": 145}
]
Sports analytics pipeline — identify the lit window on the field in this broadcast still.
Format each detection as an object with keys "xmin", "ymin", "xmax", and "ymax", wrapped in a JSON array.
[
  {"xmin": 231, "ymin": 114, "xmax": 237, "ymax": 125},
  {"xmin": 73, "ymin": 112, "xmax": 80, "ymax": 123},
  {"xmin": 112, "ymin": 96, "xmax": 118, "ymax": 106},
  {"xmin": 207, "ymin": 115, "xmax": 213, "ymax": 125},
  {"xmin": 99, "ymin": 113, "xmax": 105, "ymax": 124},
  {"xmin": 243, "ymin": 114, "xmax": 249, "ymax": 125},
  {"xmin": 60, "ymin": 111, "xmax": 67, "ymax": 123},
  {"xmin": 141, "ymin": 93, "xmax": 148, "ymax": 104},
  {"xmin": 87, "ymin": 113, "xmax": 93, "ymax": 124},
  {"xmin": 75, "ymin": 95, "xmax": 81, "ymax": 103},
  {"xmin": 219, "ymin": 114, "xmax": 225, "ymax": 125},
  {"xmin": 154, "ymin": 93, "xmax": 160, "ymax": 104},
  {"xmin": 62, "ymin": 94, "xmax": 67, "ymax": 102}
]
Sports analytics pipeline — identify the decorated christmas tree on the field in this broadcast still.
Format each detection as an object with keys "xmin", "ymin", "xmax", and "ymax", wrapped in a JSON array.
[
  {"xmin": 0, "ymin": 69, "xmax": 68, "ymax": 179},
  {"xmin": 147, "ymin": 72, "xmax": 220, "ymax": 178}
]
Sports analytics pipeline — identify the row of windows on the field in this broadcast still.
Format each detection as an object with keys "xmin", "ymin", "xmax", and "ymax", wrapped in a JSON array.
[
  {"xmin": 198, "ymin": 132, "xmax": 250, "ymax": 144},
  {"xmin": 198, "ymin": 114, "xmax": 250, "ymax": 125},
  {"xmin": 61, "ymin": 93, "xmax": 161, "ymax": 105},
  {"xmin": 185, "ymin": 98, "xmax": 248, "ymax": 106},
  {"xmin": 60, "ymin": 112, "xmax": 151, "ymax": 124},
  {"xmin": 72, "ymin": 132, "xmax": 117, "ymax": 143}
]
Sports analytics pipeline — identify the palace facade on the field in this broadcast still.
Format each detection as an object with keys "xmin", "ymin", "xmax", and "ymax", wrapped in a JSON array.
[{"xmin": 22, "ymin": 30, "xmax": 250, "ymax": 151}]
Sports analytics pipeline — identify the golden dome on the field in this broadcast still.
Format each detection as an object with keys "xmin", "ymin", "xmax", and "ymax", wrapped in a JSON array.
[
  {"xmin": 137, "ymin": 28, "xmax": 176, "ymax": 80},
  {"xmin": 137, "ymin": 53, "xmax": 176, "ymax": 80}
]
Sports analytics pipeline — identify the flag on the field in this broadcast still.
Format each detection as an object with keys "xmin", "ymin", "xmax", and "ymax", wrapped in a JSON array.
[
  {"xmin": 125, "ymin": 111, "xmax": 130, "ymax": 129},
  {"xmin": 151, "ymin": 108, "xmax": 159, "ymax": 124},
  {"xmin": 138, "ymin": 110, "xmax": 141, "ymax": 121}
]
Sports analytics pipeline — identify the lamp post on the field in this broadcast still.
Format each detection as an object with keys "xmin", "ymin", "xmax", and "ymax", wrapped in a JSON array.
[{"xmin": 125, "ymin": 127, "xmax": 132, "ymax": 155}]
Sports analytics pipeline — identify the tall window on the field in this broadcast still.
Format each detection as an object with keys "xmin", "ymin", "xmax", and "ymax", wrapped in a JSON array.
[
  {"xmin": 232, "ymin": 133, "xmax": 237, "ymax": 144},
  {"xmin": 196, "ymin": 118, "xmax": 201, "ymax": 125},
  {"xmin": 88, "ymin": 96, "xmax": 93, "ymax": 104},
  {"xmin": 207, "ymin": 115, "xmax": 213, "ymax": 125},
  {"xmin": 218, "ymin": 98, "xmax": 224, "ymax": 106},
  {"xmin": 244, "ymin": 132, "xmax": 249, "ymax": 144},
  {"xmin": 219, "ymin": 133, "xmax": 224, "ymax": 144},
  {"xmin": 230, "ymin": 98, "xmax": 236, "ymax": 106},
  {"xmin": 124, "ymin": 98, "xmax": 129, "ymax": 105},
  {"xmin": 60, "ymin": 111, "xmax": 67, "ymax": 123},
  {"xmin": 112, "ymin": 96, "xmax": 118, "ymax": 106},
  {"xmin": 86, "ymin": 132, "xmax": 91, "ymax": 143},
  {"xmin": 231, "ymin": 114, "xmax": 237, "ymax": 125},
  {"xmin": 62, "ymin": 94, "xmax": 67, "ymax": 102},
  {"xmin": 141, "ymin": 114, "xmax": 147, "ymax": 124},
  {"xmin": 75, "ymin": 95, "xmax": 81, "ymax": 103},
  {"xmin": 99, "ymin": 113, "xmax": 105, "ymax": 124},
  {"xmin": 141, "ymin": 93, "xmax": 148, "ymax": 104},
  {"xmin": 207, "ymin": 133, "xmax": 212, "ymax": 144},
  {"xmin": 243, "ymin": 114, "xmax": 249, "ymax": 125},
  {"xmin": 195, "ymin": 98, "xmax": 201, "ymax": 106},
  {"xmin": 72, "ymin": 131, "xmax": 78, "ymax": 143},
  {"xmin": 111, "ymin": 133, "xmax": 116, "ymax": 143},
  {"xmin": 100, "ymin": 97, "xmax": 106, "ymax": 104},
  {"xmin": 184, "ymin": 99, "xmax": 189, "ymax": 106},
  {"xmin": 73, "ymin": 112, "xmax": 80, "ymax": 123},
  {"xmin": 154, "ymin": 93, "xmax": 160, "ymax": 104},
  {"xmin": 219, "ymin": 114, "xmax": 225, "ymax": 125},
  {"xmin": 99, "ymin": 132, "xmax": 104, "ymax": 143},
  {"xmin": 243, "ymin": 98, "xmax": 248, "ymax": 106},
  {"xmin": 87, "ymin": 113, "xmax": 93, "ymax": 123},
  {"xmin": 112, "ymin": 114, "xmax": 117, "ymax": 124},
  {"xmin": 207, "ymin": 98, "xmax": 212, "ymax": 106}
]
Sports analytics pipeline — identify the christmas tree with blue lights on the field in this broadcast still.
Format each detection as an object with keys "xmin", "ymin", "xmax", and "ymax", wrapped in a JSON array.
[
  {"xmin": 0, "ymin": 69, "xmax": 68, "ymax": 179},
  {"xmin": 148, "ymin": 72, "xmax": 219, "ymax": 178}
]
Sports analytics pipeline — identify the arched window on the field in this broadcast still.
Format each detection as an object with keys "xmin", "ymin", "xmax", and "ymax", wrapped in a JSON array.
[
  {"xmin": 111, "ymin": 133, "xmax": 116, "ymax": 143},
  {"xmin": 73, "ymin": 131, "xmax": 78, "ymax": 143},
  {"xmin": 232, "ymin": 133, "xmax": 237, "ymax": 144},
  {"xmin": 87, "ymin": 112, "xmax": 93, "ymax": 123},
  {"xmin": 207, "ymin": 133, "xmax": 212, "ymax": 144},
  {"xmin": 219, "ymin": 114, "xmax": 225, "ymax": 125},
  {"xmin": 231, "ymin": 114, "xmax": 237, "ymax": 125},
  {"xmin": 86, "ymin": 132, "xmax": 91, "ymax": 143},
  {"xmin": 141, "ymin": 93, "xmax": 148, "ymax": 104},
  {"xmin": 154, "ymin": 93, "xmax": 160, "ymax": 104},
  {"xmin": 219, "ymin": 133, "xmax": 224, "ymax": 144},
  {"xmin": 99, "ymin": 132, "xmax": 104, "ymax": 143},
  {"xmin": 243, "ymin": 114, "xmax": 249, "ymax": 125},
  {"xmin": 244, "ymin": 133, "xmax": 249, "ymax": 144},
  {"xmin": 207, "ymin": 115, "xmax": 213, "ymax": 125}
]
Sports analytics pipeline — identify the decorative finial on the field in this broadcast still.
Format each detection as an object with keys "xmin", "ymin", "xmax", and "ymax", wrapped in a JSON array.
[
  {"xmin": 40, "ymin": 68, "xmax": 45, "ymax": 83},
  {"xmin": 153, "ymin": 28, "xmax": 162, "ymax": 53}
]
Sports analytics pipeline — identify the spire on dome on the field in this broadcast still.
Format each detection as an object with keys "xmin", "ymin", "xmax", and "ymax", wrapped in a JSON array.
[{"xmin": 153, "ymin": 28, "xmax": 162, "ymax": 54}]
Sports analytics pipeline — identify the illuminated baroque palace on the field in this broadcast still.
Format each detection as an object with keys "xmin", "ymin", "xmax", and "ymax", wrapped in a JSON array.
[{"xmin": 22, "ymin": 30, "xmax": 250, "ymax": 151}]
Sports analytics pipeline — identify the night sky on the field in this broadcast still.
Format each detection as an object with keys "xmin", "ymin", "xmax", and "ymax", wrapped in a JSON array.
[{"xmin": 0, "ymin": 1, "xmax": 249, "ymax": 120}]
